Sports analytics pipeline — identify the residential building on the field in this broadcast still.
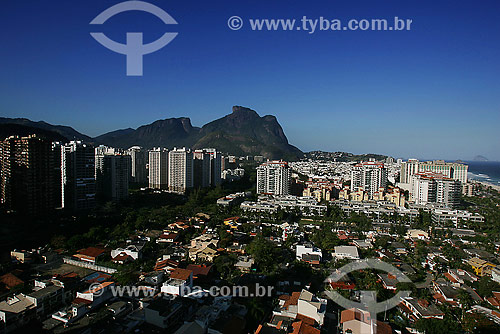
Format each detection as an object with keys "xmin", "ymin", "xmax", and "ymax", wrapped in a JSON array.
[
  {"xmin": 467, "ymin": 257, "xmax": 496, "ymax": 277},
  {"xmin": 0, "ymin": 135, "xmax": 55, "ymax": 215},
  {"xmin": 333, "ymin": 246, "xmax": 360, "ymax": 260},
  {"xmin": 399, "ymin": 297, "xmax": 444, "ymax": 321},
  {"xmin": 161, "ymin": 268, "xmax": 193, "ymax": 296},
  {"xmin": 193, "ymin": 149, "xmax": 211, "ymax": 188},
  {"xmin": 95, "ymin": 148, "xmax": 131, "ymax": 201},
  {"xmin": 350, "ymin": 161, "xmax": 388, "ymax": 199},
  {"xmin": 168, "ymin": 148, "xmax": 193, "ymax": 192},
  {"xmin": 61, "ymin": 141, "xmax": 96, "ymax": 211},
  {"xmin": 126, "ymin": 146, "xmax": 148, "ymax": 184},
  {"xmin": 206, "ymin": 148, "xmax": 222, "ymax": 186},
  {"xmin": 340, "ymin": 308, "xmax": 392, "ymax": 334},
  {"xmin": 256, "ymin": 160, "xmax": 291, "ymax": 195},
  {"xmin": 148, "ymin": 148, "xmax": 168, "ymax": 189},
  {"xmin": 400, "ymin": 159, "xmax": 468, "ymax": 184},
  {"xmin": 410, "ymin": 172, "xmax": 461, "ymax": 208},
  {"xmin": 296, "ymin": 244, "xmax": 322, "ymax": 265}
]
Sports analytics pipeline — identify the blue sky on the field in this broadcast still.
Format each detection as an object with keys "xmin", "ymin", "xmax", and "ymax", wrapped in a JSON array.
[{"xmin": 1, "ymin": 0, "xmax": 499, "ymax": 160}]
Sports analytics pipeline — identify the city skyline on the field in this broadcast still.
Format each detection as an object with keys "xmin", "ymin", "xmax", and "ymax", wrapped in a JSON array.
[{"xmin": 1, "ymin": 0, "xmax": 499, "ymax": 160}]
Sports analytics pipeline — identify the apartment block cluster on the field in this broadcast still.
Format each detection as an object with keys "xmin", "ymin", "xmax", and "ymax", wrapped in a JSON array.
[
  {"xmin": 0, "ymin": 134, "xmax": 224, "ymax": 215},
  {"xmin": 147, "ymin": 147, "xmax": 222, "ymax": 192},
  {"xmin": 397, "ymin": 159, "xmax": 467, "ymax": 208}
]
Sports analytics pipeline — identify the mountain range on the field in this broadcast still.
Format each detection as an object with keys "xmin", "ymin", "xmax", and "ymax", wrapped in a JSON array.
[{"xmin": 0, "ymin": 106, "xmax": 303, "ymax": 159}]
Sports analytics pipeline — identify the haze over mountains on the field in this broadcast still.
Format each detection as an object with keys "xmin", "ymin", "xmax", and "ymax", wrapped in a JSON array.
[{"xmin": 0, "ymin": 106, "xmax": 303, "ymax": 159}]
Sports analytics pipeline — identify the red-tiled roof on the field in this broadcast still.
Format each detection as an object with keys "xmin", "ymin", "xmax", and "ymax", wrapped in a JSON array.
[
  {"xmin": 444, "ymin": 272, "xmax": 458, "ymax": 283},
  {"xmin": 186, "ymin": 264, "xmax": 212, "ymax": 277},
  {"xmin": 112, "ymin": 253, "xmax": 133, "ymax": 262},
  {"xmin": 291, "ymin": 321, "xmax": 320, "ymax": 334},
  {"xmin": 0, "ymin": 273, "xmax": 24, "ymax": 289},
  {"xmin": 283, "ymin": 291, "xmax": 301, "ymax": 309},
  {"xmin": 76, "ymin": 247, "xmax": 107, "ymax": 258},
  {"xmin": 169, "ymin": 268, "xmax": 192, "ymax": 281}
]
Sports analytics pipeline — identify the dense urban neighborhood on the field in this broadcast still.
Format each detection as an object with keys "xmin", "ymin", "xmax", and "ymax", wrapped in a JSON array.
[{"xmin": 1, "ymin": 134, "xmax": 500, "ymax": 334}]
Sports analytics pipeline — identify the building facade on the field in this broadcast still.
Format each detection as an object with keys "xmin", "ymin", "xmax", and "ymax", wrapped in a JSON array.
[
  {"xmin": 168, "ymin": 148, "xmax": 193, "ymax": 193},
  {"xmin": 148, "ymin": 148, "xmax": 168, "ymax": 189},
  {"xmin": 61, "ymin": 141, "xmax": 96, "ymax": 211},
  {"xmin": 350, "ymin": 161, "xmax": 388, "ymax": 199},
  {"xmin": 0, "ymin": 135, "xmax": 55, "ymax": 215},
  {"xmin": 256, "ymin": 160, "xmax": 291, "ymax": 195}
]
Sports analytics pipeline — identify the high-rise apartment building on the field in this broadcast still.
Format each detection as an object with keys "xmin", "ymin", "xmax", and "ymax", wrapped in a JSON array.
[
  {"xmin": 193, "ymin": 149, "xmax": 211, "ymax": 188},
  {"xmin": 0, "ymin": 135, "xmax": 55, "ymax": 215},
  {"xmin": 168, "ymin": 148, "xmax": 193, "ymax": 193},
  {"xmin": 400, "ymin": 159, "xmax": 420, "ymax": 183},
  {"xmin": 401, "ymin": 159, "xmax": 468, "ymax": 184},
  {"xmin": 206, "ymin": 148, "xmax": 222, "ymax": 187},
  {"xmin": 61, "ymin": 141, "xmax": 96, "ymax": 211},
  {"xmin": 409, "ymin": 172, "xmax": 460, "ymax": 208},
  {"xmin": 95, "ymin": 146, "xmax": 131, "ymax": 201},
  {"xmin": 256, "ymin": 160, "xmax": 291, "ymax": 195},
  {"xmin": 126, "ymin": 146, "xmax": 148, "ymax": 184},
  {"xmin": 148, "ymin": 148, "xmax": 168, "ymax": 189},
  {"xmin": 350, "ymin": 161, "xmax": 388, "ymax": 199}
]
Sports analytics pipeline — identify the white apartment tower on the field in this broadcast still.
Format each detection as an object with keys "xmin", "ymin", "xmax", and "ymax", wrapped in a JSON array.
[
  {"xmin": 401, "ymin": 159, "xmax": 468, "ymax": 184},
  {"xmin": 410, "ymin": 172, "xmax": 460, "ymax": 208},
  {"xmin": 168, "ymin": 148, "xmax": 193, "ymax": 193},
  {"xmin": 256, "ymin": 160, "xmax": 291, "ymax": 195},
  {"xmin": 350, "ymin": 161, "xmax": 388, "ymax": 199},
  {"xmin": 148, "ymin": 148, "xmax": 168, "ymax": 189}
]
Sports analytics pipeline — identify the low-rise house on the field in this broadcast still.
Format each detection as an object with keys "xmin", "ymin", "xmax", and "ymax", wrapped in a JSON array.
[
  {"xmin": 111, "ymin": 242, "xmax": 144, "ymax": 262},
  {"xmin": 296, "ymin": 244, "xmax": 322, "ymax": 265},
  {"xmin": 161, "ymin": 268, "xmax": 193, "ymax": 296},
  {"xmin": 273, "ymin": 289, "xmax": 327, "ymax": 326},
  {"xmin": 189, "ymin": 244, "xmax": 219, "ymax": 263},
  {"xmin": 235, "ymin": 256, "xmax": 254, "ymax": 273},
  {"xmin": 74, "ymin": 281, "xmax": 114, "ymax": 308},
  {"xmin": 333, "ymin": 246, "xmax": 360, "ymax": 260},
  {"xmin": 73, "ymin": 247, "xmax": 107, "ymax": 264},
  {"xmin": 492, "ymin": 267, "xmax": 500, "ymax": 284},
  {"xmin": 223, "ymin": 217, "xmax": 242, "ymax": 230},
  {"xmin": 446, "ymin": 268, "xmax": 478, "ymax": 286},
  {"xmin": 399, "ymin": 297, "xmax": 444, "ymax": 321},
  {"xmin": 486, "ymin": 291, "xmax": 500, "ymax": 308},
  {"xmin": 353, "ymin": 240, "xmax": 373, "ymax": 249},
  {"xmin": 378, "ymin": 273, "xmax": 399, "ymax": 291},
  {"xmin": 154, "ymin": 258, "xmax": 179, "ymax": 272},
  {"xmin": 391, "ymin": 242, "xmax": 407, "ymax": 255},
  {"xmin": 341, "ymin": 308, "xmax": 392, "ymax": 334},
  {"xmin": 406, "ymin": 229, "xmax": 429, "ymax": 241},
  {"xmin": 186, "ymin": 264, "xmax": 213, "ymax": 282},
  {"xmin": 156, "ymin": 232, "xmax": 179, "ymax": 244},
  {"xmin": 467, "ymin": 257, "xmax": 496, "ymax": 277},
  {"xmin": 432, "ymin": 279, "xmax": 460, "ymax": 306}
]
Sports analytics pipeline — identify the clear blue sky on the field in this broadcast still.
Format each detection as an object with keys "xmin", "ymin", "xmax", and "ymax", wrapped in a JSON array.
[{"xmin": 1, "ymin": 0, "xmax": 499, "ymax": 160}]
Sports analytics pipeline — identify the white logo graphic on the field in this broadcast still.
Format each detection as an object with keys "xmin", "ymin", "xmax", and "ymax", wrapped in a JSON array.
[
  {"xmin": 90, "ymin": 1, "xmax": 178, "ymax": 76},
  {"xmin": 325, "ymin": 259, "xmax": 412, "ymax": 334}
]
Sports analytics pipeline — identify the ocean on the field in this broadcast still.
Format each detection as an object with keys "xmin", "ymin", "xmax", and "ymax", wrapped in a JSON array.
[{"xmin": 466, "ymin": 161, "xmax": 500, "ymax": 186}]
